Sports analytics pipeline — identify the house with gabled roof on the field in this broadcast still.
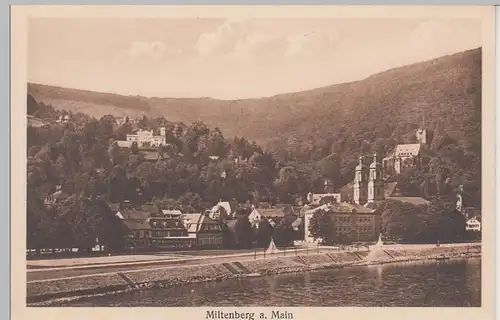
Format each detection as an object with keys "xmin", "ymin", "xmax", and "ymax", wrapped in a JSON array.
[
  {"xmin": 465, "ymin": 216, "xmax": 481, "ymax": 232},
  {"xmin": 116, "ymin": 207, "xmax": 196, "ymax": 250},
  {"xmin": 208, "ymin": 201, "xmax": 234, "ymax": 220},
  {"xmin": 181, "ymin": 213, "xmax": 223, "ymax": 248},
  {"xmin": 383, "ymin": 182, "xmax": 429, "ymax": 206},
  {"xmin": 44, "ymin": 185, "xmax": 71, "ymax": 206},
  {"xmin": 339, "ymin": 179, "xmax": 429, "ymax": 208}
]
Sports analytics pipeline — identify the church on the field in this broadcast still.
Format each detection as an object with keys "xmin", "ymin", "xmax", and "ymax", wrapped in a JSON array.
[
  {"xmin": 303, "ymin": 151, "xmax": 430, "ymax": 244},
  {"xmin": 382, "ymin": 128, "xmax": 428, "ymax": 175},
  {"xmin": 353, "ymin": 154, "xmax": 385, "ymax": 205},
  {"xmin": 303, "ymin": 154, "xmax": 384, "ymax": 244}
]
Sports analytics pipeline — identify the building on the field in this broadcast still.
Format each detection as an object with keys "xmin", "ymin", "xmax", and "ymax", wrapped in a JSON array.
[
  {"xmin": 117, "ymin": 207, "xmax": 196, "ymax": 250},
  {"xmin": 367, "ymin": 153, "xmax": 385, "ymax": 204},
  {"xmin": 56, "ymin": 114, "xmax": 70, "ymax": 124},
  {"xmin": 162, "ymin": 209, "xmax": 183, "ymax": 218},
  {"xmin": 353, "ymin": 156, "xmax": 369, "ymax": 205},
  {"xmin": 382, "ymin": 144, "xmax": 422, "ymax": 175},
  {"xmin": 415, "ymin": 128, "xmax": 429, "ymax": 145},
  {"xmin": 383, "ymin": 182, "xmax": 429, "ymax": 206},
  {"xmin": 139, "ymin": 149, "xmax": 163, "ymax": 162},
  {"xmin": 306, "ymin": 179, "xmax": 342, "ymax": 206},
  {"xmin": 44, "ymin": 185, "xmax": 70, "ymax": 206},
  {"xmin": 465, "ymin": 217, "xmax": 481, "ymax": 232},
  {"xmin": 181, "ymin": 213, "xmax": 223, "ymax": 248},
  {"xmin": 462, "ymin": 207, "xmax": 481, "ymax": 219},
  {"xmin": 247, "ymin": 209, "xmax": 262, "ymax": 227},
  {"xmin": 346, "ymin": 154, "xmax": 428, "ymax": 207},
  {"xmin": 382, "ymin": 128, "xmax": 429, "ymax": 175},
  {"xmin": 114, "ymin": 116, "xmax": 128, "ymax": 126},
  {"xmin": 116, "ymin": 127, "xmax": 167, "ymax": 149},
  {"xmin": 353, "ymin": 154, "xmax": 385, "ymax": 205},
  {"xmin": 303, "ymin": 202, "xmax": 381, "ymax": 244},
  {"xmin": 149, "ymin": 214, "xmax": 193, "ymax": 249},
  {"xmin": 208, "ymin": 201, "xmax": 234, "ymax": 220}
]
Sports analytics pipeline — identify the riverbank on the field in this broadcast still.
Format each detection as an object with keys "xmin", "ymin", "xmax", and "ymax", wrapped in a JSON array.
[{"xmin": 27, "ymin": 244, "xmax": 481, "ymax": 306}]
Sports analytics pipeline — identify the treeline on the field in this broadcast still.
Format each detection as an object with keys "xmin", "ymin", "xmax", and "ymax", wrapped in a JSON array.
[
  {"xmin": 27, "ymin": 96, "xmax": 308, "ymax": 251},
  {"xmin": 309, "ymin": 183, "xmax": 478, "ymax": 245},
  {"xmin": 265, "ymin": 49, "xmax": 481, "ymax": 210}
]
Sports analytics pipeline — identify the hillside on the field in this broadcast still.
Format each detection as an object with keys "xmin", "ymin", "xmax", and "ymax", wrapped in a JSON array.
[
  {"xmin": 28, "ymin": 48, "xmax": 481, "ymax": 148},
  {"xmin": 27, "ymin": 47, "xmax": 482, "ymax": 208}
]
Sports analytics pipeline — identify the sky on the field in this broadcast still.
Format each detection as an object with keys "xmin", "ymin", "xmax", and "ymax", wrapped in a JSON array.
[{"xmin": 28, "ymin": 17, "xmax": 482, "ymax": 99}]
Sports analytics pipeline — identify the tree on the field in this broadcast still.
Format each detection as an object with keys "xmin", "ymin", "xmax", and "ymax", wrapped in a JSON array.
[
  {"xmin": 27, "ymin": 94, "xmax": 38, "ymax": 115},
  {"xmin": 321, "ymin": 155, "xmax": 340, "ymax": 185},
  {"xmin": 255, "ymin": 219, "xmax": 273, "ymax": 248},
  {"xmin": 308, "ymin": 209, "xmax": 335, "ymax": 245},
  {"xmin": 96, "ymin": 201, "xmax": 128, "ymax": 253},
  {"xmin": 381, "ymin": 200, "xmax": 426, "ymax": 242},
  {"xmin": 234, "ymin": 216, "xmax": 254, "ymax": 248},
  {"xmin": 107, "ymin": 165, "xmax": 128, "ymax": 203},
  {"xmin": 57, "ymin": 197, "xmax": 102, "ymax": 251},
  {"xmin": 396, "ymin": 168, "xmax": 425, "ymax": 197},
  {"xmin": 108, "ymin": 141, "xmax": 122, "ymax": 166},
  {"xmin": 130, "ymin": 141, "xmax": 139, "ymax": 155},
  {"xmin": 27, "ymin": 192, "xmax": 57, "ymax": 253},
  {"xmin": 274, "ymin": 166, "xmax": 301, "ymax": 203},
  {"xmin": 274, "ymin": 219, "xmax": 296, "ymax": 246},
  {"xmin": 422, "ymin": 195, "xmax": 465, "ymax": 243}
]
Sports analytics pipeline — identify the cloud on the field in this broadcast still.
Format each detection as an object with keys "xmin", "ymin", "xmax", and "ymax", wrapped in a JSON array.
[
  {"xmin": 195, "ymin": 19, "xmax": 340, "ymax": 63},
  {"xmin": 195, "ymin": 18, "xmax": 250, "ymax": 57}
]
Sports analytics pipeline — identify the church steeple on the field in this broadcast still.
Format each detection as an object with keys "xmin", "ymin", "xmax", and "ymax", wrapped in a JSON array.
[
  {"xmin": 353, "ymin": 156, "xmax": 368, "ymax": 205},
  {"xmin": 368, "ymin": 153, "xmax": 385, "ymax": 203}
]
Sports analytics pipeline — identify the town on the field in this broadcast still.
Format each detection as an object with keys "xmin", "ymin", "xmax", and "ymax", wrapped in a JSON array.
[
  {"xmin": 23, "ymin": 14, "xmax": 485, "ymax": 308},
  {"xmin": 27, "ymin": 107, "xmax": 481, "ymax": 257}
]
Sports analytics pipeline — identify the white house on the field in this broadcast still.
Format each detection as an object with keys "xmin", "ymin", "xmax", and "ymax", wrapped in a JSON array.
[
  {"xmin": 116, "ymin": 127, "xmax": 167, "ymax": 149},
  {"xmin": 248, "ymin": 209, "xmax": 262, "ymax": 227},
  {"xmin": 465, "ymin": 217, "xmax": 481, "ymax": 232}
]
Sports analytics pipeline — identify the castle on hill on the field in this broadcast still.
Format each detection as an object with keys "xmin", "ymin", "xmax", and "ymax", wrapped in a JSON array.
[
  {"xmin": 116, "ymin": 127, "xmax": 167, "ymax": 149},
  {"xmin": 382, "ymin": 128, "xmax": 429, "ymax": 175}
]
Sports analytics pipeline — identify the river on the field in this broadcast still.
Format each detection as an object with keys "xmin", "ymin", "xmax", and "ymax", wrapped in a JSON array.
[{"xmin": 57, "ymin": 257, "xmax": 481, "ymax": 307}]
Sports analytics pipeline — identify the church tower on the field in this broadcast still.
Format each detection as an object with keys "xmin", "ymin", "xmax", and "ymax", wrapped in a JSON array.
[
  {"xmin": 368, "ymin": 153, "xmax": 385, "ymax": 203},
  {"xmin": 353, "ymin": 156, "xmax": 368, "ymax": 205}
]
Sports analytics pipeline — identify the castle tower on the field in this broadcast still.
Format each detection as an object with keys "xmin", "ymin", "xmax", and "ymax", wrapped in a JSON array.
[
  {"xmin": 416, "ymin": 128, "xmax": 427, "ymax": 145},
  {"xmin": 324, "ymin": 179, "xmax": 335, "ymax": 194},
  {"xmin": 160, "ymin": 127, "xmax": 166, "ymax": 137},
  {"xmin": 368, "ymin": 153, "xmax": 385, "ymax": 203},
  {"xmin": 353, "ymin": 156, "xmax": 368, "ymax": 205},
  {"xmin": 307, "ymin": 192, "xmax": 314, "ymax": 204}
]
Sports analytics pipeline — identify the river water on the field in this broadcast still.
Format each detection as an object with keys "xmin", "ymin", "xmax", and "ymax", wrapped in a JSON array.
[{"xmin": 59, "ymin": 258, "xmax": 481, "ymax": 307}]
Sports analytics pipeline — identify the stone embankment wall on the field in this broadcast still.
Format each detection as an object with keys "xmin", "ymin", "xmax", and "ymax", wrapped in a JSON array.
[{"xmin": 27, "ymin": 244, "xmax": 481, "ymax": 305}]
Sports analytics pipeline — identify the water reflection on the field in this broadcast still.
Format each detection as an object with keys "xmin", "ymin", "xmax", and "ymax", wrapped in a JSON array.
[{"xmin": 58, "ymin": 258, "xmax": 481, "ymax": 307}]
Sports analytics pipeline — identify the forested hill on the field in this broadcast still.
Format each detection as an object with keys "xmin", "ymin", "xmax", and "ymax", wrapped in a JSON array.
[
  {"xmin": 28, "ymin": 48, "xmax": 482, "ymax": 208},
  {"xmin": 28, "ymin": 48, "xmax": 480, "ymax": 147}
]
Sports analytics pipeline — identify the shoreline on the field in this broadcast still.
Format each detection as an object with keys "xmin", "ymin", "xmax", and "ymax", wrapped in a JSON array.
[{"xmin": 27, "ymin": 244, "xmax": 481, "ymax": 307}]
